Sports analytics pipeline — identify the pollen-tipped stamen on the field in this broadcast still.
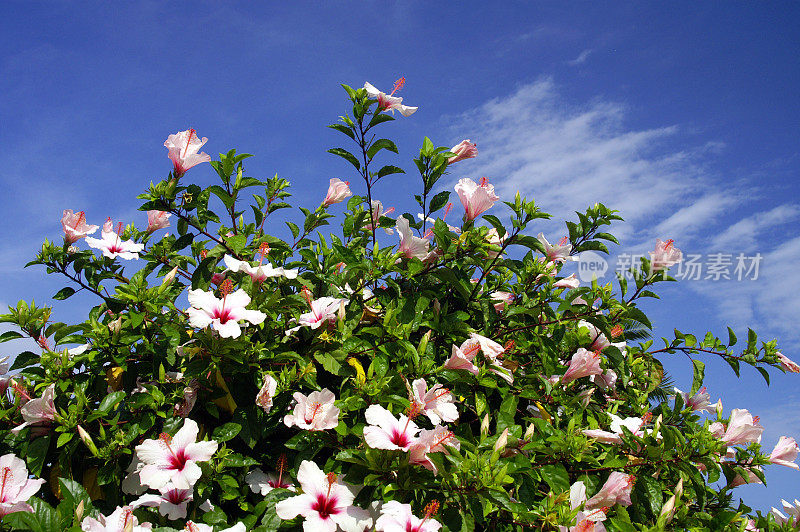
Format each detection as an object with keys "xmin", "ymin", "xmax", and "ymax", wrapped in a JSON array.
[
  {"xmin": 276, "ymin": 453, "xmax": 287, "ymax": 486},
  {"xmin": 257, "ymin": 242, "xmax": 271, "ymax": 266},
  {"xmin": 422, "ymin": 500, "xmax": 441, "ymax": 523},
  {"xmin": 301, "ymin": 286, "xmax": 314, "ymax": 308},
  {"xmin": 390, "ymin": 77, "xmax": 405, "ymax": 96}
]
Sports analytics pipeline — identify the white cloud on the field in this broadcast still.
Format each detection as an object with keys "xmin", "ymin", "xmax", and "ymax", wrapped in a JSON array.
[
  {"xmin": 711, "ymin": 204, "xmax": 800, "ymax": 252},
  {"xmin": 567, "ymin": 49, "xmax": 593, "ymax": 66},
  {"xmin": 447, "ymin": 78, "xmax": 723, "ymax": 244},
  {"xmin": 450, "ymin": 78, "xmax": 800, "ymax": 344}
]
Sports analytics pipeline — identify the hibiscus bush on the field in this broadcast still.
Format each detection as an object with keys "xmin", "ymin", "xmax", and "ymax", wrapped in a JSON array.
[{"xmin": 1, "ymin": 80, "xmax": 799, "ymax": 532}]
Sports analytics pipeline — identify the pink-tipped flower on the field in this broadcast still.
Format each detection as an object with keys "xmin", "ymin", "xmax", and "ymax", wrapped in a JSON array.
[
  {"xmin": 729, "ymin": 466, "xmax": 763, "ymax": 488},
  {"xmin": 187, "ymin": 283, "xmax": 267, "ymax": 339},
  {"xmin": 173, "ymin": 380, "xmax": 199, "ymax": 419},
  {"xmin": 409, "ymin": 426, "xmax": 461, "ymax": 475},
  {"xmin": 275, "ymin": 460, "xmax": 358, "ymax": 531},
  {"xmin": 86, "ymin": 218, "xmax": 144, "ymax": 260},
  {"xmin": 363, "ymin": 404, "xmax": 421, "ymax": 451},
  {"xmin": 131, "ymin": 484, "xmax": 193, "ymax": 520},
  {"xmin": 283, "ymin": 389, "xmax": 340, "ymax": 431},
  {"xmin": 223, "ymin": 254, "xmax": 298, "ymax": 282},
  {"xmin": 770, "ymin": 436, "xmax": 800, "ymax": 469},
  {"xmin": 777, "ymin": 352, "xmax": 800, "ymax": 373},
  {"xmin": 771, "ymin": 499, "xmax": 800, "ymax": 526},
  {"xmin": 0, "ymin": 453, "xmax": 45, "ymax": 516},
  {"xmin": 364, "ymin": 78, "xmax": 418, "ymax": 117},
  {"xmin": 287, "ymin": 294, "xmax": 347, "ymax": 336},
  {"xmin": 447, "ymin": 139, "xmax": 478, "ymax": 165},
  {"xmin": 649, "ymin": 238, "xmax": 682, "ymax": 272},
  {"xmin": 165, "ymin": 128, "xmax": 211, "ymax": 178},
  {"xmin": 146, "ymin": 211, "xmax": 171, "ymax": 233},
  {"xmin": 323, "ymin": 178, "xmax": 352, "ymax": 207},
  {"xmin": 10, "ymin": 383, "xmax": 56, "ymax": 435},
  {"xmin": 61, "ymin": 210, "xmax": 99, "ymax": 244},
  {"xmin": 562, "ymin": 348, "xmax": 603, "ymax": 384},
  {"xmin": 490, "ymin": 291, "xmax": 515, "ymax": 312},
  {"xmin": 80, "ymin": 506, "xmax": 152, "ymax": 532},
  {"xmin": 468, "ymin": 333, "xmax": 505, "ymax": 362},
  {"xmin": 375, "ymin": 500, "xmax": 442, "ymax": 532},
  {"xmin": 554, "ymin": 274, "xmax": 580, "ymax": 290},
  {"xmin": 134, "ymin": 419, "xmax": 219, "ymax": 490},
  {"xmin": 396, "ymin": 216, "xmax": 431, "ymax": 261},
  {"xmin": 582, "ymin": 414, "xmax": 646, "ymax": 445},
  {"xmin": 585, "ymin": 472, "xmax": 635, "ymax": 511},
  {"xmin": 245, "ymin": 459, "xmax": 295, "ymax": 495},
  {"xmin": 720, "ymin": 409, "xmax": 764, "ymax": 446},
  {"xmin": 486, "ymin": 228, "xmax": 505, "ymax": 258},
  {"xmin": 578, "ymin": 320, "xmax": 626, "ymax": 354},
  {"xmin": 675, "ymin": 387, "xmax": 718, "ymax": 413},
  {"xmin": 367, "ymin": 200, "xmax": 396, "ymax": 234},
  {"xmin": 256, "ymin": 374, "xmax": 278, "ymax": 414},
  {"xmin": 411, "ymin": 379, "xmax": 458, "ymax": 424},
  {"xmin": 537, "ymin": 233, "xmax": 576, "ymax": 264},
  {"xmin": 454, "ymin": 177, "xmax": 499, "ymax": 222},
  {"xmin": 443, "ymin": 343, "xmax": 480, "ymax": 375}
]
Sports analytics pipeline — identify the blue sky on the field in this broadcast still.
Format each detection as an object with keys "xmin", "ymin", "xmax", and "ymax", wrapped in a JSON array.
[{"xmin": 2, "ymin": 1, "xmax": 799, "ymax": 512}]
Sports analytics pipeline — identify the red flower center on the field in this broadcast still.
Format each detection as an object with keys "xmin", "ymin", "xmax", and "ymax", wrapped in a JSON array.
[
  {"xmin": 390, "ymin": 428, "xmax": 411, "ymax": 448},
  {"xmin": 311, "ymin": 494, "xmax": 340, "ymax": 519}
]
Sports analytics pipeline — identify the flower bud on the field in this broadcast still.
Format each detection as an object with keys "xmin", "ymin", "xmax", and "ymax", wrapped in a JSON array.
[
  {"xmin": 75, "ymin": 500, "xmax": 85, "ymax": 522},
  {"xmin": 494, "ymin": 428, "xmax": 509, "ymax": 452},
  {"xmin": 78, "ymin": 425, "xmax": 99, "ymax": 457},
  {"xmin": 162, "ymin": 266, "xmax": 178, "ymax": 287},
  {"xmin": 481, "ymin": 413, "xmax": 490, "ymax": 437}
]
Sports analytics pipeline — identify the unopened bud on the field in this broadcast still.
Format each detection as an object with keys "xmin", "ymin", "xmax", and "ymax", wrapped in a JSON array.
[
  {"xmin": 163, "ymin": 266, "xmax": 178, "ymax": 286},
  {"xmin": 524, "ymin": 423, "xmax": 536, "ymax": 440},
  {"xmin": 108, "ymin": 316, "xmax": 123, "ymax": 334},
  {"xmin": 494, "ymin": 428, "xmax": 509, "ymax": 452},
  {"xmin": 481, "ymin": 413, "xmax": 490, "ymax": 436},
  {"xmin": 75, "ymin": 499, "xmax": 85, "ymax": 522},
  {"xmin": 78, "ymin": 425, "xmax": 99, "ymax": 457}
]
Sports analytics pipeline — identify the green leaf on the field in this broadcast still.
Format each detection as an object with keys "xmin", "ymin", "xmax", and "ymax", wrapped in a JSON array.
[
  {"xmin": 428, "ymin": 191, "xmax": 451, "ymax": 213},
  {"xmin": 3, "ymin": 498, "xmax": 60, "ymax": 532},
  {"xmin": 727, "ymin": 326, "xmax": 737, "ymax": 346},
  {"xmin": 482, "ymin": 215, "xmax": 506, "ymax": 237},
  {"xmin": 328, "ymin": 148, "xmax": 360, "ymax": 170},
  {"xmin": 97, "ymin": 391, "xmax": 126, "ymax": 414},
  {"xmin": 26, "ymin": 436, "xmax": 51, "ymax": 476},
  {"xmin": 208, "ymin": 185, "xmax": 235, "ymax": 209},
  {"xmin": 212, "ymin": 422, "xmax": 242, "ymax": 443},
  {"xmin": 57, "ymin": 478, "xmax": 92, "ymax": 527},
  {"xmin": 52, "ymin": 287, "xmax": 76, "ymax": 300},
  {"xmin": 327, "ymin": 123, "xmax": 356, "ymax": 140},
  {"xmin": 540, "ymin": 464, "xmax": 570, "ymax": 493},
  {"xmin": 315, "ymin": 352, "xmax": 344, "ymax": 375},
  {"xmin": 0, "ymin": 330, "xmax": 24, "ymax": 343},
  {"xmin": 376, "ymin": 165, "xmax": 405, "ymax": 179},
  {"xmin": 366, "ymin": 139, "xmax": 398, "ymax": 160},
  {"xmin": 10, "ymin": 351, "xmax": 39, "ymax": 370},
  {"xmin": 691, "ymin": 359, "xmax": 705, "ymax": 395}
]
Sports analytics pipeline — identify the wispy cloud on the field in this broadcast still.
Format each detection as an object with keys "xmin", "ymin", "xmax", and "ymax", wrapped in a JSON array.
[
  {"xmin": 448, "ymin": 78, "xmax": 800, "ymax": 344},
  {"xmin": 567, "ymin": 49, "xmax": 593, "ymax": 66},
  {"xmin": 446, "ymin": 78, "xmax": 719, "ymax": 244}
]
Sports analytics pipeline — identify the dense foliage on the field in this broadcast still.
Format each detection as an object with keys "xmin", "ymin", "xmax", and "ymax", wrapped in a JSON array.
[{"xmin": 0, "ymin": 81, "xmax": 798, "ymax": 531}]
